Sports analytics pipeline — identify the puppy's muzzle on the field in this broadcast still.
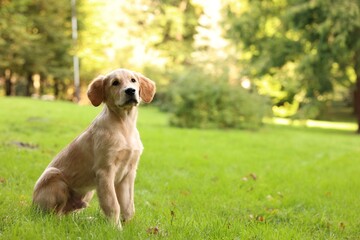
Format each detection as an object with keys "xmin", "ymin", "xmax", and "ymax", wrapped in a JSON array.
[
  {"xmin": 124, "ymin": 88, "xmax": 138, "ymax": 105},
  {"xmin": 125, "ymin": 88, "xmax": 136, "ymax": 96}
]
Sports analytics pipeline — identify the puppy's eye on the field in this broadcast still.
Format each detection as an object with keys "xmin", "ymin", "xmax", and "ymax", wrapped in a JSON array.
[
  {"xmin": 131, "ymin": 78, "xmax": 136, "ymax": 83},
  {"xmin": 112, "ymin": 80, "xmax": 120, "ymax": 86}
]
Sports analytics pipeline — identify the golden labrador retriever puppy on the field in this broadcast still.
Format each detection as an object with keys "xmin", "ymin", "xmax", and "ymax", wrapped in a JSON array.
[{"xmin": 32, "ymin": 69, "xmax": 156, "ymax": 229}]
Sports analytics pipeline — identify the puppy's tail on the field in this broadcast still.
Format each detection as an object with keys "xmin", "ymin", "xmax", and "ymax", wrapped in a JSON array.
[{"xmin": 32, "ymin": 167, "xmax": 69, "ymax": 214}]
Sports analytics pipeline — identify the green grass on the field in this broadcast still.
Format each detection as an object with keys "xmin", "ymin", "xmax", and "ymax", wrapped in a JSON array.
[{"xmin": 1, "ymin": 97, "xmax": 360, "ymax": 239}]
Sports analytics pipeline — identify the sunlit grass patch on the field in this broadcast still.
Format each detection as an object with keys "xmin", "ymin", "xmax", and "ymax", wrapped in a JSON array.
[
  {"xmin": 0, "ymin": 97, "xmax": 359, "ymax": 239},
  {"xmin": 267, "ymin": 117, "xmax": 357, "ymax": 132}
]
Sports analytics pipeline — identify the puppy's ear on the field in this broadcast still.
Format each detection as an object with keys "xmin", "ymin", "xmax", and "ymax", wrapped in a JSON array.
[
  {"xmin": 87, "ymin": 75, "xmax": 105, "ymax": 107},
  {"xmin": 136, "ymin": 73, "xmax": 156, "ymax": 103}
]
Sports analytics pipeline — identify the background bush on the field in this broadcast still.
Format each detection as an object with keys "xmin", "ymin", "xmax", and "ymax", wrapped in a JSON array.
[{"xmin": 165, "ymin": 68, "xmax": 271, "ymax": 130}]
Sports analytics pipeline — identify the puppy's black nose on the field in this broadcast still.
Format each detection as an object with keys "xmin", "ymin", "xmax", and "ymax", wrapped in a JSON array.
[{"xmin": 125, "ymin": 88, "xmax": 136, "ymax": 96}]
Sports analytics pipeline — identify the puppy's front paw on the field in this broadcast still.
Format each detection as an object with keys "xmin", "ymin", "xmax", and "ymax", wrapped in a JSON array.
[
  {"xmin": 116, "ymin": 221, "xmax": 123, "ymax": 231},
  {"xmin": 121, "ymin": 205, "xmax": 135, "ymax": 222}
]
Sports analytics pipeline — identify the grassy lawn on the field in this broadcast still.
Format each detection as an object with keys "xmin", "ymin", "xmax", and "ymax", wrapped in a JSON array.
[{"xmin": 0, "ymin": 97, "xmax": 360, "ymax": 239}]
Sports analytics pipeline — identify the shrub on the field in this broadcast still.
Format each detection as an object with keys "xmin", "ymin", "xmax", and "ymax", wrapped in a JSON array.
[{"xmin": 166, "ymin": 69, "xmax": 271, "ymax": 130}]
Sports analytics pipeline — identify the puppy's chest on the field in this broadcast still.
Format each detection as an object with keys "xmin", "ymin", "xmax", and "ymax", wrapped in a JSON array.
[
  {"xmin": 100, "ymin": 131, "xmax": 143, "ymax": 182},
  {"xmin": 110, "ymin": 132, "xmax": 143, "ymax": 182},
  {"xmin": 113, "ymin": 148, "xmax": 141, "ymax": 183}
]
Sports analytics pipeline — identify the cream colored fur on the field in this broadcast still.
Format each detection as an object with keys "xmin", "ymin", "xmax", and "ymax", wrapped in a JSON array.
[{"xmin": 32, "ymin": 69, "xmax": 156, "ymax": 229}]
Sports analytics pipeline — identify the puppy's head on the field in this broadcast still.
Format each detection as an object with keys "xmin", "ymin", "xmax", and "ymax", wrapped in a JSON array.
[{"xmin": 87, "ymin": 69, "xmax": 156, "ymax": 109}]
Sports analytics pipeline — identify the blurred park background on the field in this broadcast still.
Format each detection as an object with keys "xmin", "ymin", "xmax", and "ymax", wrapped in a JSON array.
[
  {"xmin": 1, "ymin": 0, "xmax": 360, "ymax": 132},
  {"xmin": 1, "ymin": 1, "xmax": 360, "ymax": 238}
]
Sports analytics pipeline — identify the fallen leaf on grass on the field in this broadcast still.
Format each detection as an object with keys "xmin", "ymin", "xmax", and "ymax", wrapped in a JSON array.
[
  {"xmin": 249, "ymin": 173, "xmax": 257, "ymax": 180},
  {"xmin": 0, "ymin": 177, "xmax": 6, "ymax": 184},
  {"xmin": 226, "ymin": 222, "xmax": 231, "ymax": 229},
  {"xmin": 147, "ymin": 226, "xmax": 160, "ymax": 235},
  {"xmin": 242, "ymin": 173, "xmax": 257, "ymax": 182},
  {"xmin": 246, "ymin": 187, "xmax": 254, "ymax": 192},
  {"xmin": 170, "ymin": 210, "xmax": 176, "ymax": 225},
  {"xmin": 339, "ymin": 222, "xmax": 345, "ymax": 230},
  {"xmin": 11, "ymin": 141, "xmax": 38, "ymax": 150},
  {"xmin": 249, "ymin": 214, "xmax": 266, "ymax": 222},
  {"xmin": 180, "ymin": 190, "xmax": 191, "ymax": 196}
]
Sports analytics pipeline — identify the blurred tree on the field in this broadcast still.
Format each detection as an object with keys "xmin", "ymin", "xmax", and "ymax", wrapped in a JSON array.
[
  {"xmin": 0, "ymin": 0, "xmax": 35, "ymax": 95},
  {"xmin": 74, "ymin": 0, "xmax": 202, "ymax": 99},
  {"xmin": 150, "ymin": 0, "xmax": 200, "ymax": 67},
  {"xmin": 192, "ymin": 0, "xmax": 234, "ymax": 79},
  {"xmin": 117, "ymin": 0, "xmax": 201, "ymax": 85},
  {"xmin": 34, "ymin": 0, "xmax": 73, "ymax": 97},
  {"xmin": 224, "ymin": 0, "xmax": 360, "ymax": 132},
  {"xmin": 76, "ymin": 0, "xmax": 116, "ymax": 81},
  {"xmin": 77, "ymin": 0, "xmax": 201, "ymax": 85},
  {"xmin": 0, "ymin": 0, "xmax": 72, "ymax": 97},
  {"xmin": 1, "ymin": 0, "xmax": 202, "ymax": 98}
]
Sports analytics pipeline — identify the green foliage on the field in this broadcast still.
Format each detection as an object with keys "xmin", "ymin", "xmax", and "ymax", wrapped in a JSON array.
[
  {"xmin": 0, "ymin": 0, "xmax": 73, "ymax": 96},
  {"xmin": 75, "ymin": 0, "xmax": 202, "ymax": 90},
  {"xmin": 145, "ymin": 0, "xmax": 200, "ymax": 66},
  {"xmin": 0, "ymin": 0, "xmax": 37, "ymax": 72},
  {"xmin": 224, "ymin": 0, "xmax": 360, "ymax": 119},
  {"xmin": 1, "ymin": 98, "xmax": 360, "ymax": 239},
  {"xmin": 2, "ymin": 0, "xmax": 360, "ymax": 130},
  {"xmin": 166, "ymin": 68, "xmax": 271, "ymax": 129}
]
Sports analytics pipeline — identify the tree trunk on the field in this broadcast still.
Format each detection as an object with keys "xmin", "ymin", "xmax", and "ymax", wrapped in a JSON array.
[
  {"xmin": 4, "ymin": 69, "xmax": 12, "ymax": 96},
  {"xmin": 355, "ymin": 76, "xmax": 360, "ymax": 133},
  {"xmin": 355, "ymin": 50, "xmax": 360, "ymax": 134},
  {"xmin": 54, "ymin": 77, "xmax": 59, "ymax": 98},
  {"xmin": 5, "ymin": 78, "xmax": 12, "ymax": 96},
  {"xmin": 39, "ymin": 73, "xmax": 45, "ymax": 96},
  {"xmin": 26, "ymin": 73, "xmax": 33, "ymax": 96}
]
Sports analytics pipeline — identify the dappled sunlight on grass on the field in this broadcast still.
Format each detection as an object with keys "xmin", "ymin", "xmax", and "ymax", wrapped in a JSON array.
[{"xmin": 266, "ymin": 117, "xmax": 357, "ymax": 132}]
